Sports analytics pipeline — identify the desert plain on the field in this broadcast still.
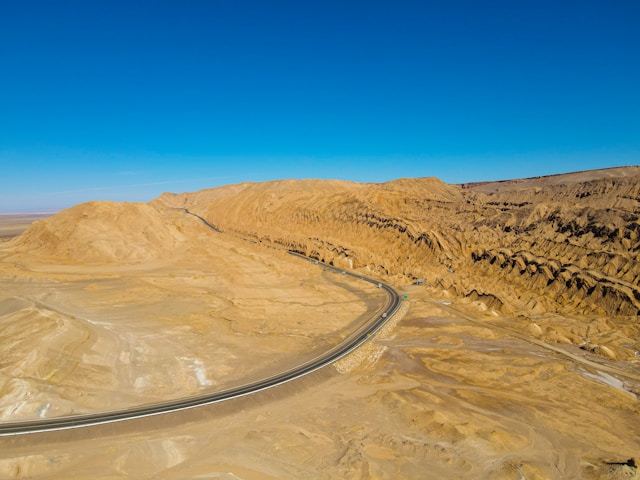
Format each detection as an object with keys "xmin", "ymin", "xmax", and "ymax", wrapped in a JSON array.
[{"xmin": 0, "ymin": 167, "xmax": 639, "ymax": 479}]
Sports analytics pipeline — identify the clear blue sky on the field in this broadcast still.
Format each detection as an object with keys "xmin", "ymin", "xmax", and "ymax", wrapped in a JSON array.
[{"xmin": 1, "ymin": 1, "xmax": 638, "ymax": 212}]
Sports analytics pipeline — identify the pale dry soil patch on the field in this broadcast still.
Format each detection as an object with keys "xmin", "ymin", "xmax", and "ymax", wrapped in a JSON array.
[{"xmin": 1, "ymin": 285, "xmax": 638, "ymax": 479}]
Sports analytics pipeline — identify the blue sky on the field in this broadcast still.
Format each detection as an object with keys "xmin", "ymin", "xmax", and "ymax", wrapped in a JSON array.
[{"xmin": 1, "ymin": 1, "xmax": 638, "ymax": 212}]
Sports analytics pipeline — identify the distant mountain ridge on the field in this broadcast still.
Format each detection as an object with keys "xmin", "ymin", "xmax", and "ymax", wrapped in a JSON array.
[{"xmin": 460, "ymin": 165, "xmax": 640, "ymax": 193}]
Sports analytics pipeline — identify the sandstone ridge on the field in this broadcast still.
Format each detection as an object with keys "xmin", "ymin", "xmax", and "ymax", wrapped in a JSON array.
[{"xmin": 156, "ymin": 169, "xmax": 640, "ymax": 316}]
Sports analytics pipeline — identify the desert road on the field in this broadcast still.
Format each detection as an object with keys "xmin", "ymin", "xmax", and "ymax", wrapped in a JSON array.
[
  {"xmin": 183, "ymin": 208, "xmax": 222, "ymax": 232},
  {"xmin": 0, "ymin": 253, "xmax": 401, "ymax": 436}
]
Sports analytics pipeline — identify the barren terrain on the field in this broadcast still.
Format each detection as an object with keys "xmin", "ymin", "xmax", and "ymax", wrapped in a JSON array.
[{"xmin": 1, "ymin": 167, "xmax": 639, "ymax": 479}]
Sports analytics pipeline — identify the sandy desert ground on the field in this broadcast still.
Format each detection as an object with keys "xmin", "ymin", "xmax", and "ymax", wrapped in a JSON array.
[{"xmin": 0, "ymin": 168, "xmax": 639, "ymax": 479}]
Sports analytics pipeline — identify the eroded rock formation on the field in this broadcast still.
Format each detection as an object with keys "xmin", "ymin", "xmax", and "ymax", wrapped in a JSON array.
[{"xmin": 154, "ymin": 167, "xmax": 640, "ymax": 316}]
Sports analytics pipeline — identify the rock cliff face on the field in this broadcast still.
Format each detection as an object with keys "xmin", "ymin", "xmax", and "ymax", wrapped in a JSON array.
[{"xmin": 155, "ymin": 167, "xmax": 640, "ymax": 316}]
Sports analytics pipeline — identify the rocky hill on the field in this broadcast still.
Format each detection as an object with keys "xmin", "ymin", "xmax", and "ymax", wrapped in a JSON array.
[
  {"xmin": 11, "ymin": 166, "xmax": 640, "ymax": 316},
  {"xmin": 11, "ymin": 201, "xmax": 190, "ymax": 263}
]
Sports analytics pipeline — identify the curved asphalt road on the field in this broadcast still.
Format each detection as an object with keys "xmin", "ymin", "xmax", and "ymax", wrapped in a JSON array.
[
  {"xmin": 183, "ymin": 208, "xmax": 222, "ymax": 233},
  {"xmin": 0, "ymin": 252, "xmax": 400, "ymax": 436}
]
